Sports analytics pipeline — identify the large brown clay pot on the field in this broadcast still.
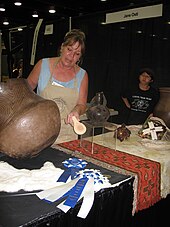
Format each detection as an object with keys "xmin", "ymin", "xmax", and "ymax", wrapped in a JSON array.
[
  {"xmin": 153, "ymin": 87, "xmax": 170, "ymax": 128},
  {"xmin": 0, "ymin": 78, "xmax": 61, "ymax": 158}
]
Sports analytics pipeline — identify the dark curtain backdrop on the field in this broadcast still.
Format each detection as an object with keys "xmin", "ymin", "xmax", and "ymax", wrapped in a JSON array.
[
  {"xmin": 22, "ymin": 18, "xmax": 70, "ymax": 76},
  {"xmin": 8, "ymin": 5, "xmax": 170, "ymax": 123},
  {"xmin": 71, "ymin": 13, "xmax": 170, "ymax": 122}
]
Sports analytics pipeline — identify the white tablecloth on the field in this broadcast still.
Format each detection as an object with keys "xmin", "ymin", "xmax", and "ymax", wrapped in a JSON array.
[{"xmin": 91, "ymin": 124, "xmax": 170, "ymax": 199}]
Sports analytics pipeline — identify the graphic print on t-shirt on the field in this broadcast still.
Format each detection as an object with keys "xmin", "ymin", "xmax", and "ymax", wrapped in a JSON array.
[{"xmin": 131, "ymin": 95, "xmax": 151, "ymax": 113}]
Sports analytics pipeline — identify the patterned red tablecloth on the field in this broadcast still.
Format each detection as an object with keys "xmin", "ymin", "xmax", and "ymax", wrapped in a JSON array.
[{"xmin": 57, "ymin": 139, "xmax": 161, "ymax": 213}]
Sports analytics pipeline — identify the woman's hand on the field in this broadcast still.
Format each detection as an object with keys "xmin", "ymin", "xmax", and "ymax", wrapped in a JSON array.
[
  {"xmin": 65, "ymin": 103, "xmax": 86, "ymax": 125},
  {"xmin": 65, "ymin": 111, "xmax": 80, "ymax": 126}
]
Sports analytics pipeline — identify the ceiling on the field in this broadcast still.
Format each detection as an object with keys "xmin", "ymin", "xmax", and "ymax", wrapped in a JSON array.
[{"xmin": 0, "ymin": 0, "xmax": 163, "ymax": 30}]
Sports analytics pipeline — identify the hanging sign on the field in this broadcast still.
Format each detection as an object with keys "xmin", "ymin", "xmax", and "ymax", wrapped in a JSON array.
[
  {"xmin": 106, "ymin": 4, "xmax": 163, "ymax": 24},
  {"xmin": 30, "ymin": 19, "xmax": 43, "ymax": 66},
  {"xmin": 44, "ymin": 24, "xmax": 53, "ymax": 35}
]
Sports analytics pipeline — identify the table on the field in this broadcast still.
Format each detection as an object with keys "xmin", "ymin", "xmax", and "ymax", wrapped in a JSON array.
[
  {"xmin": 56, "ymin": 123, "xmax": 170, "ymax": 214},
  {"xmin": 55, "ymin": 124, "xmax": 170, "ymax": 227},
  {"xmin": 0, "ymin": 147, "xmax": 134, "ymax": 227}
]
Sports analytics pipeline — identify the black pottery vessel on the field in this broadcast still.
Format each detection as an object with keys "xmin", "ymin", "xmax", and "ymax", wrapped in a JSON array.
[{"xmin": 86, "ymin": 92, "xmax": 110, "ymax": 124}]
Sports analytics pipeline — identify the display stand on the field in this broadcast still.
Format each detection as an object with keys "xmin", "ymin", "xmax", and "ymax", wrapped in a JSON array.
[{"xmin": 80, "ymin": 121, "xmax": 117, "ymax": 154}]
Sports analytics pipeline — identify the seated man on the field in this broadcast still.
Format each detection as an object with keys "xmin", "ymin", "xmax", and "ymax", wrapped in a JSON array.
[{"xmin": 121, "ymin": 68, "xmax": 160, "ymax": 125}]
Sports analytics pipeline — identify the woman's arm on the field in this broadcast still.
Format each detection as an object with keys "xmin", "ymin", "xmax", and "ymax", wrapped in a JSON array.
[
  {"xmin": 67, "ymin": 71, "xmax": 88, "ymax": 124},
  {"xmin": 75, "ymin": 71, "xmax": 88, "ymax": 114},
  {"xmin": 27, "ymin": 59, "xmax": 42, "ymax": 90}
]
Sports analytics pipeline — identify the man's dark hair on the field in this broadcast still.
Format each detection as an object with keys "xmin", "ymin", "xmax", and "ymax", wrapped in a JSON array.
[{"xmin": 139, "ymin": 68, "xmax": 155, "ymax": 80}]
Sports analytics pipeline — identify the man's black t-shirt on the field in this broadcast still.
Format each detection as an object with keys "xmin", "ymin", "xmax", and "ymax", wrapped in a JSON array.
[{"xmin": 122, "ymin": 86, "xmax": 160, "ymax": 125}]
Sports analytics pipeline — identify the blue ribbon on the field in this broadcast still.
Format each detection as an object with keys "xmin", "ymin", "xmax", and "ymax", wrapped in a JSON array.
[
  {"xmin": 44, "ymin": 177, "xmax": 88, "ymax": 207},
  {"xmin": 57, "ymin": 158, "xmax": 87, "ymax": 183},
  {"xmin": 43, "ymin": 169, "xmax": 108, "ymax": 209},
  {"xmin": 57, "ymin": 169, "xmax": 72, "ymax": 183},
  {"xmin": 44, "ymin": 186, "xmax": 73, "ymax": 204},
  {"xmin": 64, "ymin": 177, "xmax": 89, "ymax": 208}
]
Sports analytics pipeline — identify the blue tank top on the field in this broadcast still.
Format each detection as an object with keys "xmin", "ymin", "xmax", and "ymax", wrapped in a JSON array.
[{"xmin": 37, "ymin": 58, "xmax": 86, "ymax": 95}]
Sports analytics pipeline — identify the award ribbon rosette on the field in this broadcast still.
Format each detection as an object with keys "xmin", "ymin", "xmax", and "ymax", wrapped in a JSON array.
[
  {"xmin": 36, "ymin": 157, "xmax": 111, "ymax": 218},
  {"xmin": 57, "ymin": 157, "xmax": 87, "ymax": 182}
]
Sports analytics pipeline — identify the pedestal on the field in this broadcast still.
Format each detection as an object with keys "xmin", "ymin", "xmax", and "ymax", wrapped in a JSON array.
[{"xmin": 80, "ymin": 121, "xmax": 117, "ymax": 154}]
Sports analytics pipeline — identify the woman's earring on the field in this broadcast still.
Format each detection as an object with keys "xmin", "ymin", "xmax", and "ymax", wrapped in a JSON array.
[{"xmin": 77, "ymin": 60, "xmax": 80, "ymax": 65}]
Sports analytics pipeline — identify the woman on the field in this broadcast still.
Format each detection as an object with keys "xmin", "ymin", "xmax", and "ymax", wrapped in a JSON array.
[
  {"xmin": 121, "ymin": 68, "xmax": 160, "ymax": 125},
  {"xmin": 27, "ymin": 29, "xmax": 88, "ymax": 143}
]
